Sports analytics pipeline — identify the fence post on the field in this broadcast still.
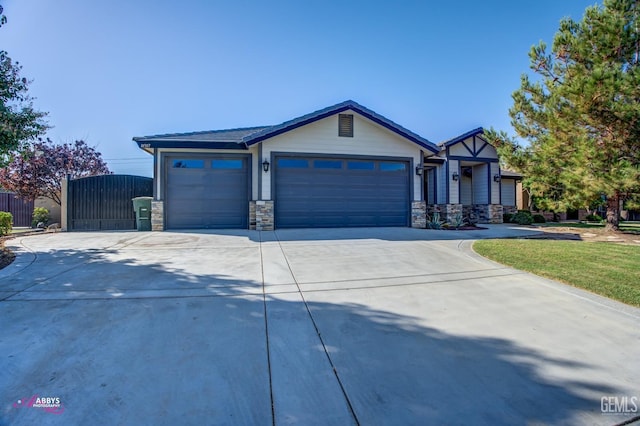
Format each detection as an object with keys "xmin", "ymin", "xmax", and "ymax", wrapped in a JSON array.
[{"xmin": 61, "ymin": 174, "xmax": 70, "ymax": 232}]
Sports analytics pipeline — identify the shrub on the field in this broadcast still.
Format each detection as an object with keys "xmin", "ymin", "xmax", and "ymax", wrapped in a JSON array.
[
  {"xmin": 503, "ymin": 213, "xmax": 514, "ymax": 223},
  {"xmin": 32, "ymin": 207, "xmax": 50, "ymax": 228},
  {"xmin": 0, "ymin": 211, "xmax": 12, "ymax": 236},
  {"xmin": 449, "ymin": 212, "xmax": 465, "ymax": 229},
  {"xmin": 585, "ymin": 213, "xmax": 602, "ymax": 222},
  {"xmin": 532, "ymin": 214, "xmax": 546, "ymax": 223},
  {"xmin": 512, "ymin": 211, "xmax": 533, "ymax": 225},
  {"xmin": 426, "ymin": 212, "xmax": 444, "ymax": 229}
]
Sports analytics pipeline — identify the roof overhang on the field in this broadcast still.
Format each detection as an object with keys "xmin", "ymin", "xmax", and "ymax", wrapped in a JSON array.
[{"xmin": 243, "ymin": 100, "xmax": 440, "ymax": 154}]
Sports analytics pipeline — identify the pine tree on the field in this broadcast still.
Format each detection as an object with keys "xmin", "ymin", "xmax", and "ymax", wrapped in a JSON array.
[{"xmin": 486, "ymin": 0, "xmax": 640, "ymax": 231}]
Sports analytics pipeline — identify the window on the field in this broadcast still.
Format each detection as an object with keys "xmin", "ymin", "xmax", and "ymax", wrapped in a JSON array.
[
  {"xmin": 172, "ymin": 159, "xmax": 204, "ymax": 168},
  {"xmin": 278, "ymin": 158, "xmax": 309, "ymax": 168},
  {"xmin": 338, "ymin": 114, "xmax": 354, "ymax": 137},
  {"xmin": 347, "ymin": 161, "xmax": 374, "ymax": 170},
  {"xmin": 212, "ymin": 159, "xmax": 243, "ymax": 169},
  {"xmin": 380, "ymin": 162, "xmax": 406, "ymax": 172},
  {"xmin": 314, "ymin": 160, "xmax": 342, "ymax": 169}
]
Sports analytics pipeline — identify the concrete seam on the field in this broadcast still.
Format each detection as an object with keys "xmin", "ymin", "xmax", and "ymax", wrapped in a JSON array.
[
  {"xmin": 259, "ymin": 231, "xmax": 276, "ymax": 426},
  {"xmin": 274, "ymin": 231, "xmax": 361, "ymax": 426}
]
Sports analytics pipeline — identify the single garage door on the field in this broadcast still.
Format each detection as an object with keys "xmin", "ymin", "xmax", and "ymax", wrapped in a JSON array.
[
  {"xmin": 275, "ymin": 156, "xmax": 410, "ymax": 228},
  {"xmin": 166, "ymin": 156, "xmax": 249, "ymax": 229}
]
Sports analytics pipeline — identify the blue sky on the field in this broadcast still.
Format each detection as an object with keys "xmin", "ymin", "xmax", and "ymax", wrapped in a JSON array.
[{"xmin": 3, "ymin": 0, "xmax": 597, "ymax": 176}]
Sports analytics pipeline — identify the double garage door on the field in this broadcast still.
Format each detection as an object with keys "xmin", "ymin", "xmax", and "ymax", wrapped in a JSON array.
[
  {"xmin": 165, "ymin": 154, "xmax": 410, "ymax": 229},
  {"xmin": 165, "ymin": 155, "xmax": 249, "ymax": 229},
  {"xmin": 275, "ymin": 156, "xmax": 410, "ymax": 228}
]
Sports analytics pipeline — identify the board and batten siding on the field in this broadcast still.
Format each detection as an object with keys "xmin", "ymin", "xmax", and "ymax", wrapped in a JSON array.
[
  {"xmin": 260, "ymin": 111, "xmax": 423, "ymax": 201},
  {"xmin": 437, "ymin": 164, "xmax": 447, "ymax": 204},
  {"xmin": 156, "ymin": 147, "xmax": 259, "ymax": 200},
  {"xmin": 472, "ymin": 163, "xmax": 489, "ymax": 204},
  {"xmin": 490, "ymin": 162, "xmax": 501, "ymax": 204}
]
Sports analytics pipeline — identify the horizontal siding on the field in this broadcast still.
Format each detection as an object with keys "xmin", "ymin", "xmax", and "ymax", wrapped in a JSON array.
[
  {"xmin": 261, "ymin": 111, "xmax": 422, "ymax": 201},
  {"xmin": 460, "ymin": 175, "xmax": 472, "ymax": 205},
  {"xmin": 501, "ymin": 179, "xmax": 516, "ymax": 206},
  {"xmin": 473, "ymin": 163, "xmax": 488, "ymax": 204},
  {"xmin": 448, "ymin": 160, "xmax": 459, "ymax": 204},
  {"xmin": 490, "ymin": 162, "xmax": 500, "ymax": 204}
]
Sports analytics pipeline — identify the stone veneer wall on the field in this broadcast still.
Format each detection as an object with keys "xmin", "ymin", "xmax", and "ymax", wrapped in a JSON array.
[
  {"xmin": 411, "ymin": 201, "xmax": 427, "ymax": 228},
  {"xmin": 426, "ymin": 204, "xmax": 462, "ymax": 224},
  {"xmin": 249, "ymin": 201, "xmax": 257, "ymax": 230},
  {"xmin": 503, "ymin": 205, "xmax": 518, "ymax": 215},
  {"xmin": 255, "ymin": 200, "xmax": 274, "ymax": 231},
  {"xmin": 474, "ymin": 204, "xmax": 503, "ymax": 224},
  {"xmin": 151, "ymin": 200, "xmax": 164, "ymax": 231}
]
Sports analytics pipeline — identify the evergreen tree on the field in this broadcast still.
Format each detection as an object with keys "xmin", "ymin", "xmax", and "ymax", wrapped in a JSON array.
[
  {"xmin": 486, "ymin": 0, "xmax": 640, "ymax": 231},
  {"xmin": 0, "ymin": 4, "xmax": 48, "ymax": 164}
]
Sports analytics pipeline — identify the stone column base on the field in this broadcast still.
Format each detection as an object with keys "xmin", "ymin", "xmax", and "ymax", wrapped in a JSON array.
[
  {"xmin": 151, "ymin": 200, "xmax": 164, "ymax": 231},
  {"xmin": 474, "ymin": 204, "xmax": 503, "ymax": 224},
  {"xmin": 249, "ymin": 201, "xmax": 257, "ymax": 230},
  {"xmin": 411, "ymin": 201, "xmax": 427, "ymax": 228},
  {"xmin": 255, "ymin": 200, "xmax": 274, "ymax": 231},
  {"xmin": 426, "ymin": 204, "xmax": 463, "ymax": 225}
]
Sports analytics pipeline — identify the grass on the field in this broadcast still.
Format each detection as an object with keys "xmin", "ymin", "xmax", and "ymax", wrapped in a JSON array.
[
  {"xmin": 537, "ymin": 221, "xmax": 640, "ymax": 234},
  {"xmin": 473, "ymin": 239, "xmax": 640, "ymax": 307}
]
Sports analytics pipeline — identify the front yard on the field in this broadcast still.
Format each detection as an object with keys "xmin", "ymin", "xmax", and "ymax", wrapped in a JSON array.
[{"xmin": 473, "ymin": 239, "xmax": 640, "ymax": 307}]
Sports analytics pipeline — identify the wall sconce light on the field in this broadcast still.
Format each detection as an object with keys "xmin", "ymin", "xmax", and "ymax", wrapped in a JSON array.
[
  {"xmin": 415, "ymin": 165, "xmax": 423, "ymax": 176},
  {"xmin": 262, "ymin": 159, "xmax": 270, "ymax": 172},
  {"xmin": 452, "ymin": 172, "xmax": 459, "ymax": 181},
  {"xmin": 494, "ymin": 174, "xmax": 501, "ymax": 183}
]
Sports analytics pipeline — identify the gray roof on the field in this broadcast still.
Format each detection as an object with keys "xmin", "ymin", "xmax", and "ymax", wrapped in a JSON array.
[
  {"xmin": 439, "ymin": 127, "xmax": 485, "ymax": 147},
  {"xmin": 500, "ymin": 170, "xmax": 524, "ymax": 179},
  {"xmin": 133, "ymin": 100, "xmax": 440, "ymax": 154},
  {"xmin": 133, "ymin": 126, "xmax": 270, "ymax": 144}
]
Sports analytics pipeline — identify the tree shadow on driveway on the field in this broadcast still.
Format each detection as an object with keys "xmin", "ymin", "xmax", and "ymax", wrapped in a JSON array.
[{"xmin": 0, "ymin": 246, "xmax": 632, "ymax": 425}]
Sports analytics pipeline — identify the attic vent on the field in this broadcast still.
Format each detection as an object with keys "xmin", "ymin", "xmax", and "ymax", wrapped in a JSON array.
[{"xmin": 338, "ymin": 114, "xmax": 354, "ymax": 137}]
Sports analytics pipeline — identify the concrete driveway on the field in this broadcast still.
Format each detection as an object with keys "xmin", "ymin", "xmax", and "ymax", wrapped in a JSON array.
[{"xmin": 1, "ymin": 226, "xmax": 639, "ymax": 425}]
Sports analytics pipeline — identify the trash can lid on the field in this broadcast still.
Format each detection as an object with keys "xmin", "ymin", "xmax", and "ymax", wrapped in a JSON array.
[{"xmin": 132, "ymin": 196, "xmax": 153, "ymax": 200}]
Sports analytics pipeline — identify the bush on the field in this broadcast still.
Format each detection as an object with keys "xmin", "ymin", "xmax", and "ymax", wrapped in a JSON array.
[
  {"xmin": 0, "ymin": 211, "xmax": 12, "ymax": 236},
  {"xmin": 503, "ymin": 213, "xmax": 514, "ymax": 223},
  {"xmin": 426, "ymin": 212, "xmax": 444, "ymax": 229},
  {"xmin": 585, "ymin": 213, "xmax": 603, "ymax": 222},
  {"xmin": 32, "ymin": 207, "xmax": 50, "ymax": 228},
  {"xmin": 532, "ymin": 214, "xmax": 546, "ymax": 223},
  {"xmin": 512, "ymin": 211, "xmax": 534, "ymax": 225}
]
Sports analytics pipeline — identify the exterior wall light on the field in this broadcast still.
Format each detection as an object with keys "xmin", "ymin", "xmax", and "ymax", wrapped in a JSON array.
[
  {"xmin": 494, "ymin": 174, "xmax": 501, "ymax": 182},
  {"xmin": 415, "ymin": 165, "xmax": 423, "ymax": 176},
  {"xmin": 452, "ymin": 172, "xmax": 459, "ymax": 181},
  {"xmin": 262, "ymin": 159, "xmax": 270, "ymax": 172}
]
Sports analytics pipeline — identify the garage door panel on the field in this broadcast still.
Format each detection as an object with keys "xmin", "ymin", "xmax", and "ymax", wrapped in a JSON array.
[
  {"xmin": 275, "ymin": 155, "xmax": 409, "ymax": 228},
  {"xmin": 166, "ymin": 156, "xmax": 248, "ymax": 229}
]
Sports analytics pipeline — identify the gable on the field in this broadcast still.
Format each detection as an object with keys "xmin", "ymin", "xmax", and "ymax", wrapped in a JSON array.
[
  {"xmin": 446, "ymin": 135, "xmax": 498, "ymax": 160},
  {"xmin": 259, "ymin": 110, "xmax": 425, "ymax": 157}
]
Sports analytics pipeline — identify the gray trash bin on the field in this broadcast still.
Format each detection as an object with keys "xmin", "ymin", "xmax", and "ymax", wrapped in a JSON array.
[{"xmin": 132, "ymin": 197, "xmax": 152, "ymax": 231}]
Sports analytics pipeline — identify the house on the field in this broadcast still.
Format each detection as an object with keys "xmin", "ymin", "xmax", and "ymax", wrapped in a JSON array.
[{"xmin": 133, "ymin": 100, "xmax": 514, "ymax": 231}]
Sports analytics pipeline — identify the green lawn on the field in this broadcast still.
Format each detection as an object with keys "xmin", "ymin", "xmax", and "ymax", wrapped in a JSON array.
[
  {"xmin": 537, "ymin": 221, "xmax": 640, "ymax": 234},
  {"xmin": 473, "ymin": 239, "xmax": 640, "ymax": 307}
]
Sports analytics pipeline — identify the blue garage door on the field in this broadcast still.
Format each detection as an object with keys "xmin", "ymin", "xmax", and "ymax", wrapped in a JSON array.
[
  {"xmin": 275, "ymin": 156, "xmax": 410, "ymax": 228},
  {"xmin": 166, "ymin": 156, "xmax": 249, "ymax": 229}
]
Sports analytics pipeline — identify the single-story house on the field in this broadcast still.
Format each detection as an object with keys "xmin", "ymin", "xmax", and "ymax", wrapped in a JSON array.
[{"xmin": 133, "ymin": 100, "xmax": 519, "ymax": 231}]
